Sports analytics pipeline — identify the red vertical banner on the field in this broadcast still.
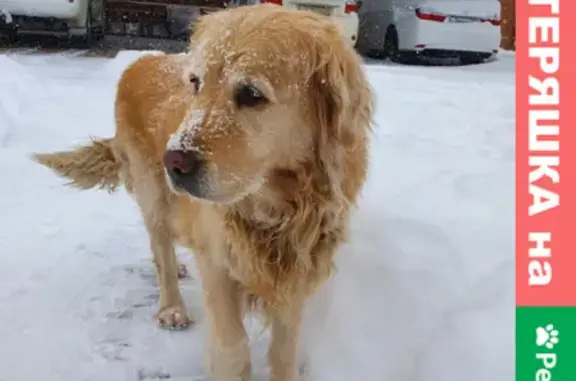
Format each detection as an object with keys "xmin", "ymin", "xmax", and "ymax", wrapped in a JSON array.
[
  {"xmin": 516, "ymin": 0, "xmax": 576, "ymax": 307},
  {"xmin": 515, "ymin": 2, "xmax": 576, "ymax": 379},
  {"xmin": 557, "ymin": 0, "xmax": 576, "ymax": 303}
]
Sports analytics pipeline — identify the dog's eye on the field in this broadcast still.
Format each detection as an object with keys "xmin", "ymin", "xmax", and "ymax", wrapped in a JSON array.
[
  {"xmin": 189, "ymin": 75, "xmax": 201, "ymax": 92},
  {"xmin": 234, "ymin": 85, "xmax": 267, "ymax": 108}
]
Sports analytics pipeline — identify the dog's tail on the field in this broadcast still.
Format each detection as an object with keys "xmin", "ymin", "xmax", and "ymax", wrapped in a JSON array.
[{"xmin": 32, "ymin": 138, "xmax": 121, "ymax": 192}]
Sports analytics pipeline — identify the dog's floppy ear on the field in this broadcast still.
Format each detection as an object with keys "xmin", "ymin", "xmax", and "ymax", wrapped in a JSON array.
[
  {"xmin": 308, "ymin": 23, "xmax": 373, "ymax": 194},
  {"xmin": 188, "ymin": 7, "xmax": 243, "ymax": 50},
  {"xmin": 188, "ymin": 14, "xmax": 210, "ymax": 50},
  {"xmin": 188, "ymin": 8, "xmax": 231, "ymax": 49},
  {"xmin": 310, "ymin": 25, "xmax": 373, "ymax": 150}
]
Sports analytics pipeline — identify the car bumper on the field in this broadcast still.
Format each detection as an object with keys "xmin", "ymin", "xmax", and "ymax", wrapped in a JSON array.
[
  {"xmin": 405, "ymin": 18, "xmax": 500, "ymax": 53},
  {"xmin": 336, "ymin": 13, "xmax": 359, "ymax": 46},
  {"xmin": 0, "ymin": 0, "xmax": 82, "ymax": 20},
  {"xmin": 283, "ymin": 3, "xmax": 359, "ymax": 46}
]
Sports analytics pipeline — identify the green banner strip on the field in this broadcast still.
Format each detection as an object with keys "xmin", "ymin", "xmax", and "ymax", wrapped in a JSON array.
[{"xmin": 516, "ymin": 306, "xmax": 576, "ymax": 381}]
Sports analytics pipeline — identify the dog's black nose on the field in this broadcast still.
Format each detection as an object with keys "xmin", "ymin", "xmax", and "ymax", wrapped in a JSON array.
[
  {"xmin": 163, "ymin": 150, "xmax": 206, "ymax": 197},
  {"xmin": 163, "ymin": 150, "xmax": 201, "ymax": 175}
]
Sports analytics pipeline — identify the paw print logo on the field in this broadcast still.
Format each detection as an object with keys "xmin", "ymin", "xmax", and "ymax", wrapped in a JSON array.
[{"xmin": 536, "ymin": 324, "xmax": 560, "ymax": 349}]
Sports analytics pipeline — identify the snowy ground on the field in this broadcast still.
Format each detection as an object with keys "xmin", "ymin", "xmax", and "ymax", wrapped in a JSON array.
[{"xmin": 0, "ymin": 51, "xmax": 514, "ymax": 381}]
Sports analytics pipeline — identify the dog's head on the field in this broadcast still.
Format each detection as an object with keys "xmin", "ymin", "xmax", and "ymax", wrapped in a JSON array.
[{"xmin": 164, "ymin": 4, "xmax": 372, "ymax": 204}]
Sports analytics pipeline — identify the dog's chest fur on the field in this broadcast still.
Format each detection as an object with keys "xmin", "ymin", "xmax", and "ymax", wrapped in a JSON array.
[{"xmin": 171, "ymin": 191, "xmax": 346, "ymax": 309}]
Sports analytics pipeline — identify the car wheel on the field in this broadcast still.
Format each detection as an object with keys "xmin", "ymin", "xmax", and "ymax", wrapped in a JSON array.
[
  {"xmin": 91, "ymin": 0, "xmax": 106, "ymax": 40},
  {"xmin": 71, "ymin": 0, "xmax": 105, "ymax": 48},
  {"xmin": 384, "ymin": 26, "xmax": 426, "ymax": 65},
  {"xmin": 383, "ymin": 25, "xmax": 400, "ymax": 61},
  {"xmin": 0, "ymin": 10, "xmax": 17, "ymax": 45},
  {"xmin": 360, "ymin": 24, "xmax": 393, "ymax": 59}
]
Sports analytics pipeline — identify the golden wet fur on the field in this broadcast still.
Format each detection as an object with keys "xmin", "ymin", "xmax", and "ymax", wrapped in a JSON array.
[{"xmin": 33, "ymin": 4, "xmax": 373, "ymax": 381}]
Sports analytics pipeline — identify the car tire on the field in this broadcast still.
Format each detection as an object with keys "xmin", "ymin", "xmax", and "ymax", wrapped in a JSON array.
[
  {"xmin": 71, "ymin": 0, "xmax": 105, "ymax": 48},
  {"xmin": 1, "ymin": 28, "xmax": 18, "ymax": 46},
  {"xmin": 459, "ymin": 52, "xmax": 493, "ymax": 65},
  {"xmin": 383, "ymin": 25, "xmax": 399, "ymax": 61},
  {"xmin": 0, "ymin": 10, "xmax": 17, "ymax": 45},
  {"xmin": 91, "ymin": 0, "xmax": 106, "ymax": 40},
  {"xmin": 384, "ymin": 26, "xmax": 426, "ymax": 65}
]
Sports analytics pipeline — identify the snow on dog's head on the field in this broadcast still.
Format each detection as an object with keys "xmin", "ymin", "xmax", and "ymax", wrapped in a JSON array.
[{"xmin": 163, "ymin": 4, "xmax": 373, "ymax": 206}]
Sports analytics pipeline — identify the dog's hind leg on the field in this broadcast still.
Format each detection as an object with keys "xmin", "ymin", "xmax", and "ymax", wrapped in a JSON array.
[{"xmin": 131, "ymin": 161, "xmax": 191, "ymax": 330}]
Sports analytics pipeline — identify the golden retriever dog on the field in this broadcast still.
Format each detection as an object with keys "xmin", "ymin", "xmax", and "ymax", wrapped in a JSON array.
[{"xmin": 33, "ymin": 4, "xmax": 373, "ymax": 380}]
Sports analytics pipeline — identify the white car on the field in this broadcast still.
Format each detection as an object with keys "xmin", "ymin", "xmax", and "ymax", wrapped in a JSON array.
[
  {"xmin": 0, "ymin": 0, "xmax": 105, "ymax": 46},
  {"xmin": 259, "ymin": 0, "xmax": 360, "ymax": 46},
  {"xmin": 356, "ymin": 0, "xmax": 501, "ymax": 63}
]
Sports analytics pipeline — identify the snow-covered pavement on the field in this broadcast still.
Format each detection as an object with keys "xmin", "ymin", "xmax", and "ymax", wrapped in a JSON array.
[{"xmin": 0, "ymin": 51, "xmax": 514, "ymax": 381}]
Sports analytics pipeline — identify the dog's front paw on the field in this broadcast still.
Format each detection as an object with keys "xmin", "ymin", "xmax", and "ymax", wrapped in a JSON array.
[{"xmin": 156, "ymin": 305, "xmax": 192, "ymax": 330}]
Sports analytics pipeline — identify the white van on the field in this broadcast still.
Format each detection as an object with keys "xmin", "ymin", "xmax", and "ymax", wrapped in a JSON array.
[
  {"xmin": 259, "ymin": 0, "xmax": 360, "ymax": 46},
  {"xmin": 0, "ymin": 0, "xmax": 105, "ymax": 46},
  {"xmin": 356, "ymin": 0, "xmax": 501, "ymax": 63}
]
